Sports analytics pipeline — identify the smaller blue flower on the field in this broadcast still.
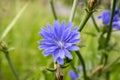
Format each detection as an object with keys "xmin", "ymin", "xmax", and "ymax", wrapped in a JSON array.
[
  {"xmin": 69, "ymin": 65, "xmax": 82, "ymax": 80},
  {"xmin": 98, "ymin": 9, "xmax": 120, "ymax": 30},
  {"xmin": 98, "ymin": 10, "xmax": 119, "ymax": 25},
  {"xmin": 98, "ymin": 10, "xmax": 111, "ymax": 25},
  {"xmin": 38, "ymin": 20, "xmax": 80, "ymax": 65},
  {"xmin": 69, "ymin": 70, "xmax": 78, "ymax": 80}
]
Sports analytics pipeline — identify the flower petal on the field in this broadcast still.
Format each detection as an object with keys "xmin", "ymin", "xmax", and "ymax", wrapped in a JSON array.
[
  {"xmin": 69, "ymin": 70, "xmax": 78, "ymax": 80},
  {"xmin": 64, "ymin": 49, "xmax": 73, "ymax": 59},
  {"xmin": 46, "ymin": 24, "xmax": 54, "ymax": 32},
  {"xmin": 53, "ymin": 49, "xmax": 59, "ymax": 60},
  {"xmin": 66, "ymin": 22, "xmax": 73, "ymax": 28},
  {"xmin": 40, "ymin": 28, "xmax": 53, "ymax": 40},
  {"xmin": 43, "ymin": 49, "xmax": 53, "ymax": 56},
  {"xmin": 67, "ymin": 46, "xmax": 79, "ymax": 51},
  {"xmin": 54, "ymin": 20, "xmax": 61, "ymax": 39},
  {"xmin": 57, "ymin": 57, "xmax": 64, "ymax": 65},
  {"xmin": 64, "ymin": 43, "xmax": 72, "ymax": 48},
  {"xmin": 59, "ymin": 49, "xmax": 65, "ymax": 59},
  {"xmin": 69, "ymin": 39, "xmax": 80, "ymax": 43}
]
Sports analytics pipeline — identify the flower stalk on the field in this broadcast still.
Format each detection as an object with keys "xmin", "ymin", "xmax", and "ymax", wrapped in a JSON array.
[
  {"xmin": 69, "ymin": 0, "xmax": 78, "ymax": 22},
  {"xmin": 5, "ymin": 52, "xmax": 19, "ymax": 80},
  {"xmin": 0, "ymin": 3, "xmax": 29, "ymax": 42},
  {"xmin": 79, "ymin": 11, "xmax": 93, "ymax": 32},
  {"xmin": 0, "ymin": 42, "xmax": 19, "ymax": 80},
  {"xmin": 105, "ymin": 0, "xmax": 117, "ymax": 47},
  {"xmin": 75, "ymin": 51, "xmax": 87, "ymax": 80},
  {"xmin": 104, "ymin": 1, "xmax": 117, "ymax": 79},
  {"xmin": 91, "ymin": 14, "xmax": 100, "ymax": 32},
  {"xmin": 50, "ymin": 0, "xmax": 57, "ymax": 20},
  {"xmin": 79, "ymin": 0, "xmax": 98, "ymax": 32}
]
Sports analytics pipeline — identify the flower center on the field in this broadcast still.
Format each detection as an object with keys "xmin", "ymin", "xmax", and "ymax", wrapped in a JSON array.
[{"xmin": 58, "ymin": 41, "xmax": 64, "ymax": 48}]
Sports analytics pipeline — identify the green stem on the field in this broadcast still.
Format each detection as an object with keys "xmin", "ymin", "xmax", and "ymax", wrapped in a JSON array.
[
  {"xmin": 75, "ymin": 51, "xmax": 87, "ymax": 80},
  {"xmin": 69, "ymin": 0, "xmax": 78, "ymax": 22},
  {"xmin": 103, "ymin": 1, "xmax": 117, "ymax": 78},
  {"xmin": 105, "ymin": 0, "xmax": 117, "ymax": 47},
  {"xmin": 99, "ymin": 53, "xmax": 104, "ymax": 65},
  {"xmin": 0, "ymin": 54, "xmax": 3, "ymax": 79},
  {"xmin": 104, "ymin": 53, "xmax": 108, "ymax": 66},
  {"xmin": 79, "ymin": 11, "xmax": 93, "ymax": 32},
  {"xmin": 106, "ymin": 71, "xmax": 110, "ymax": 80},
  {"xmin": 50, "ymin": 0, "xmax": 57, "ymax": 20},
  {"xmin": 5, "ymin": 52, "xmax": 19, "ymax": 80},
  {"xmin": 91, "ymin": 14, "xmax": 100, "ymax": 32}
]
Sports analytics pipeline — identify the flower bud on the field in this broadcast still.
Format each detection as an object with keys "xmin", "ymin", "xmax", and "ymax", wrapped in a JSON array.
[
  {"xmin": 88, "ymin": 0, "xmax": 98, "ymax": 11},
  {"xmin": 0, "ymin": 41, "xmax": 8, "ymax": 53}
]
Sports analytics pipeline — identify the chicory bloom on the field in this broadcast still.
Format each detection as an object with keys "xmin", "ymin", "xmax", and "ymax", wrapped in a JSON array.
[
  {"xmin": 98, "ymin": 10, "xmax": 119, "ymax": 25},
  {"xmin": 38, "ymin": 20, "xmax": 80, "ymax": 65},
  {"xmin": 69, "ymin": 70, "xmax": 78, "ymax": 80}
]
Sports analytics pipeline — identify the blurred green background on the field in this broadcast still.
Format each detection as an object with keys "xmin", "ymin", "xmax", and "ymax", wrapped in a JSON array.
[{"xmin": 0, "ymin": 0, "xmax": 120, "ymax": 80}]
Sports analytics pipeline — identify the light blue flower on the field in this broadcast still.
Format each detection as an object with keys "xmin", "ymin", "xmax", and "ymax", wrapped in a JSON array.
[
  {"xmin": 69, "ymin": 70, "xmax": 78, "ymax": 80},
  {"xmin": 38, "ymin": 20, "xmax": 80, "ymax": 65},
  {"xmin": 98, "ymin": 10, "xmax": 119, "ymax": 25},
  {"xmin": 69, "ymin": 65, "xmax": 82, "ymax": 80}
]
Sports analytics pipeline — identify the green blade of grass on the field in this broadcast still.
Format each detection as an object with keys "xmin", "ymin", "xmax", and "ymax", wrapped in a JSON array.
[{"xmin": 0, "ymin": 3, "xmax": 29, "ymax": 42}]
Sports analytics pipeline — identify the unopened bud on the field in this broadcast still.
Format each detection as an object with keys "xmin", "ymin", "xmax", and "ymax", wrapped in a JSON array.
[
  {"xmin": 88, "ymin": 0, "xmax": 98, "ymax": 11},
  {"xmin": 0, "ymin": 41, "xmax": 8, "ymax": 53}
]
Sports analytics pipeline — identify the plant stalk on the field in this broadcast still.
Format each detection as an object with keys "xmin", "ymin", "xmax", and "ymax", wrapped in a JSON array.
[
  {"xmin": 50, "ymin": 0, "xmax": 57, "ymax": 20},
  {"xmin": 5, "ymin": 52, "xmax": 19, "ymax": 80},
  {"xmin": 91, "ymin": 14, "xmax": 100, "ymax": 32},
  {"xmin": 69, "ymin": 0, "xmax": 78, "ymax": 22},
  {"xmin": 105, "ymin": 0, "xmax": 117, "ymax": 47},
  {"xmin": 79, "ymin": 11, "xmax": 93, "ymax": 32},
  {"xmin": 75, "ymin": 51, "xmax": 87, "ymax": 80},
  {"xmin": 0, "ymin": 3, "xmax": 29, "ymax": 42}
]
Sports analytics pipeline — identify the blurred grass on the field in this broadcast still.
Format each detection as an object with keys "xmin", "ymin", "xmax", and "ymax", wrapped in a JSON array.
[{"xmin": 0, "ymin": 0, "xmax": 120, "ymax": 80}]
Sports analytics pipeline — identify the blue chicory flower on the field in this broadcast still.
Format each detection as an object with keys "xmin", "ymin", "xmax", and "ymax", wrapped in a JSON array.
[
  {"xmin": 98, "ymin": 9, "xmax": 119, "ymax": 25},
  {"xmin": 69, "ymin": 65, "xmax": 82, "ymax": 80},
  {"xmin": 38, "ymin": 20, "xmax": 80, "ymax": 65},
  {"xmin": 69, "ymin": 70, "xmax": 78, "ymax": 80}
]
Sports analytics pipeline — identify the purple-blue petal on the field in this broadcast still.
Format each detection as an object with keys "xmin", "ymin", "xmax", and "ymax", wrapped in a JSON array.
[
  {"xmin": 64, "ymin": 49, "xmax": 73, "ymax": 59},
  {"xmin": 43, "ymin": 49, "xmax": 53, "ymax": 56},
  {"xmin": 46, "ymin": 24, "xmax": 54, "ymax": 32},
  {"xmin": 68, "ymin": 39, "xmax": 80, "ymax": 43},
  {"xmin": 58, "ymin": 49, "xmax": 65, "ymax": 59},
  {"xmin": 53, "ymin": 50, "xmax": 59, "ymax": 60},
  {"xmin": 67, "ymin": 46, "xmax": 79, "ymax": 51},
  {"xmin": 102, "ymin": 10, "xmax": 110, "ymax": 25},
  {"xmin": 57, "ymin": 57, "xmax": 64, "ymax": 65},
  {"xmin": 66, "ymin": 22, "xmax": 73, "ymax": 28},
  {"xmin": 69, "ymin": 70, "xmax": 78, "ymax": 80}
]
